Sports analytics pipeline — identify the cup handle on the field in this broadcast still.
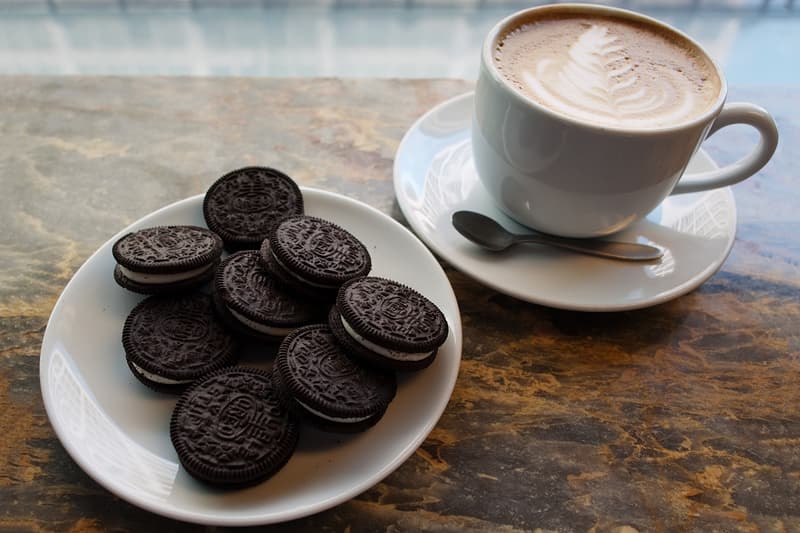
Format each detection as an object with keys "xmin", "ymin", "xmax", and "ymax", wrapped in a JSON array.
[{"xmin": 671, "ymin": 103, "xmax": 779, "ymax": 195}]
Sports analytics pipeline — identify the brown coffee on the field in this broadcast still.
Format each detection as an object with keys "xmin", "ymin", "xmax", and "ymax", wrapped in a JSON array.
[{"xmin": 493, "ymin": 10, "xmax": 721, "ymax": 128}]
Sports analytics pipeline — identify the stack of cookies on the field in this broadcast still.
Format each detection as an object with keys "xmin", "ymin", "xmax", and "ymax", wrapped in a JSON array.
[{"xmin": 111, "ymin": 165, "xmax": 449, "ymax": 488}]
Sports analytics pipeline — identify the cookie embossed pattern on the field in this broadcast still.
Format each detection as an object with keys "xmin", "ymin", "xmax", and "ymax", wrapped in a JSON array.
[
  {"xmin": 262, "ymin": 215, "xmax": 372, "ymax": 300},
  {"xmin": 329, "ymin": 277, "xmax": 449, "ymax": 371},
  {"xmin": 214, "ymin": 250, "xmax": 321, "ymax": 341},
  {"xmin": 274, "ymin": 324, "xmax": 397, "ymax": 432},
  {"xmin": 122, "ymin": 293, "xmax": 239, "ymax": 392},
  {"xmin": 203, "ymin": 166, "xmax": 304, "ymax": 251},
  {"xmin": 112, "ymin": 225, "xmax": 223, "ymax": 293},
  {"xmin": 170, "ymin": 367, "xmax": 299, "ymax": 488}
]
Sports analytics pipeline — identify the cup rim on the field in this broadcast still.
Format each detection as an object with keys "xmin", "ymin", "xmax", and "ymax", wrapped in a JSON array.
[{"xmin": 481, "ymin": 3, "xmax": 729, "ymax": 135}]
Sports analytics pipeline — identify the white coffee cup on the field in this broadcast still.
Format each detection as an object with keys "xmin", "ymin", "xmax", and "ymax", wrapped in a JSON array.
[{"xmin": 472, "ymin": 3, "xmax": 779, "ymax": 238}]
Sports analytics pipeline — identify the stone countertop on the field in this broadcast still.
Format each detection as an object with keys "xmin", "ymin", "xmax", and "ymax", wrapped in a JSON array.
[{"xmin": 1, "ymin": 77, "xmax": 798, "ymax": 532}]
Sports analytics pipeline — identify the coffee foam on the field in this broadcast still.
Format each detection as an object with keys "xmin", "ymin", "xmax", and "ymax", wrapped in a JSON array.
[{"xmin": 493, "ymin": 13, "xmax": 720, "ymax": 128}]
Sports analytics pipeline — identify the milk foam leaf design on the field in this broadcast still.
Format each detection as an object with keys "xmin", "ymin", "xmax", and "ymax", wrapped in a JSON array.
[
  {"xmin": 561, "ymin": 25, "xmax": 629, "ymax": 108},
  {"xmin": 522, "ymin": 24, "xmax": 690, "ymax": 126}
]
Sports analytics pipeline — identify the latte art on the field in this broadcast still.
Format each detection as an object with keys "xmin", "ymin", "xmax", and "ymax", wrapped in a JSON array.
[
  {"xmin": 523, "ymin": 25, "xmax": 696, "ymax": 126},
  {"xmin": 494, "ymin": 13, "xmax": 720, "ymax": 128}
]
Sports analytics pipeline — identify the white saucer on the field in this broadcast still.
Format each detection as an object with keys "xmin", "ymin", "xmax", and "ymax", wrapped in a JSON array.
[
  {"xmin": 39, "ymin": 189, "xmax": 462, "ymax": 526},
  {"xmin": 393, "ymin": 92, "xmax": 737, "ymax": 311}
]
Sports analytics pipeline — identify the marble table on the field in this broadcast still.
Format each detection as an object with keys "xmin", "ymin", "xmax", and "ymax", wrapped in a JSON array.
[{"xmin": 1, "ymin": 77, "xmax": 798, "ymax": 532}]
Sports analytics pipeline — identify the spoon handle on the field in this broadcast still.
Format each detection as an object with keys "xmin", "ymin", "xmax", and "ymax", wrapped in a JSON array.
[{"xmin": 515, "ymin": 233, "xmax": 663, "ymax": 261}]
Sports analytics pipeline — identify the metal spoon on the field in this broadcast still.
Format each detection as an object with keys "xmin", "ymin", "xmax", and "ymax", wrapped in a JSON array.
[{"xmin": 451, "ymin": 210, "xmax": 662, "ymax": 261}]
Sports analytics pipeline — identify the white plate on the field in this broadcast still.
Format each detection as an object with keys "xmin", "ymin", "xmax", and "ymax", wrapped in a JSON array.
[
  {"xmin": 39, "ymin": 189, "xmax": 462, "ymax": 526},
  {"xmin": 393, "ymin": 92, "xmax": 737, "ymax": 311}
]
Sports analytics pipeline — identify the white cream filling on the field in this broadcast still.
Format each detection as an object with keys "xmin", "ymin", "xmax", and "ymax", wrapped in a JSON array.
[
  {"xmin": 341, "ymin": 317, "xmax": 432, "ymax": 362},
  {"xmin": 295, "ymin": 398, "xmax": 372, "ymax": 423},
  {"xmin": 119, "ymin": 264, "xmax": 212, "ymax": 284},
  {"xmin": 228, "ymin": 307, "xmax": 295, "ymax": 336},
  {"xmin": 131, "ymin": 362, "xmax": 193, "ymax": 385},
  {"xmin": 270, "ymin": 250, "xmax": 337, "ymax": 289}
]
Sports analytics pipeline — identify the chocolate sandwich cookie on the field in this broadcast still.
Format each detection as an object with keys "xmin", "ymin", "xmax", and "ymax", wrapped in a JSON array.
[
  {"xmin": 203, "ymin": 166, "xmax": 304, "ymax": 251},
  {"xmin": 214, "ymin": 250, "xmax": 320, "ymax": 341},
  {"xmin": 122, "ymin": 293, "xmax": 238, "ymax": 392},
  {"xmin": 170, "ymin": 366, "xmax": 299, "ymax": 487},
  {"xmin": 112, "ymin": 225, "xmax": 223, "ymax": 294},
  {"xmin": 274, "ymin": 324, "xmax": 396, "ymax": 432},
  {"xmin": 329, "ymin": 276, "xmax": 449, "ymax": 371},
  {"xmin": 260, "ymin": 215, "xmax": 371, "ymax": 300}
]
